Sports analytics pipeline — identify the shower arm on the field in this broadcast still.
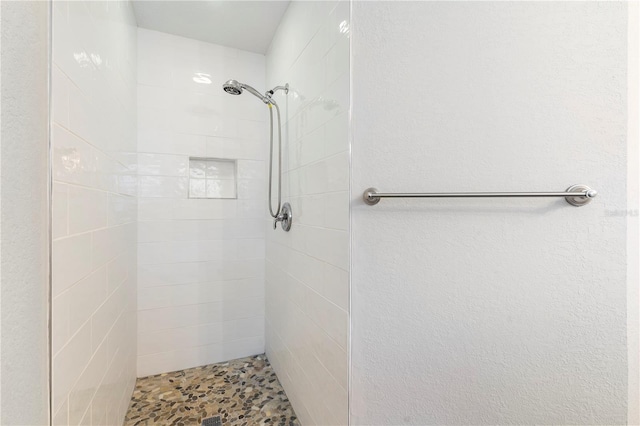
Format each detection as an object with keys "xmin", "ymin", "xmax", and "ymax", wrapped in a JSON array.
[{"xmin": 265, "ymin": 84, "xmax": 289, "ymax": 103}]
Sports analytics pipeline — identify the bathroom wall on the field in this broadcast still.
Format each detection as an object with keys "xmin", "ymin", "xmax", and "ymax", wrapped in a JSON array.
[
  {"xmin": 51, "ymin": 1, "xmax": 138, "ymax": 424},
  {"xmin": 136, "ymin": 29, "xmax": 267, "ymax": 377},
  {"xmin": 627, "ymin": 3, "xmax": 640, "ymax": 422},
  {"xmin": 265, "ymin": 1, "xmax": 350, "ymax": 424},
  {"xmin": 0, "ymin": 1, "xmax": 50, "ymax": 424},
  {"xmin": 351, "ymin": 2, "xmax": 629, "ymax": 424}
]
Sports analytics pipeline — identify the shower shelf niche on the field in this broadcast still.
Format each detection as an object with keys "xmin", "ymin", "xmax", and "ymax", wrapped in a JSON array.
[{"xmin": 188, "ymin": 157, "xmax": 237, "ymax": 199}]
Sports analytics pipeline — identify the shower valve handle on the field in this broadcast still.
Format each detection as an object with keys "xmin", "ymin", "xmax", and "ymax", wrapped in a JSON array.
[{"xmin": 272, "ymin": 202, "xmax": 293, "ymax": 232}]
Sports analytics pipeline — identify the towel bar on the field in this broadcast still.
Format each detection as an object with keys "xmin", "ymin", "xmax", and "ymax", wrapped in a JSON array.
[{"xmin": 362, "ymin": 184, "xmax": 597, "ymax": 207}]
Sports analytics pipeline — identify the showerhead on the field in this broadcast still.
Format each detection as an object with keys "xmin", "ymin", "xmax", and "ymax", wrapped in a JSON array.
[
  {"xmin": 222, "ymin": 79, "xmax": 270, "ymax": 103},
  {"xmin": 223, "ymin": 79, "xmax": 243, "ymax": 96}
]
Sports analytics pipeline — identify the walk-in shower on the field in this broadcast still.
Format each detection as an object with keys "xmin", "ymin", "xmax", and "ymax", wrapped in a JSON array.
[
  {"xmin": 222, "ymin": 79, "xmax": 292, "ymax": 231},
  {"xmin": 47, "ymin": 1, "xmax": 352, "ymax": 422}
]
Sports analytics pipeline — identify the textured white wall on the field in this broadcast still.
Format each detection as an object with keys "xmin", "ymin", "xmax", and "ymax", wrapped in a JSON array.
[
  {"xmin": 351, "ymin": 2, "xmax": 629, "ymax": 424},
  {"xmin": 51, "ymin": 1, "xmax": 138, "ymax": 424},
  {"xmin": 136, "ymin": 29, "xmax": 266, "ymax": 377},
  {"xmin": 627, "ymin": 2, "xmax": 640, "ymax": 423},
  {"xmin": 265, "ymin": 1, "xmax": 350, "ymax": 424},
  {"xmin": 0, "ymin": 1, "xmax": 50, "ymax": 424}
]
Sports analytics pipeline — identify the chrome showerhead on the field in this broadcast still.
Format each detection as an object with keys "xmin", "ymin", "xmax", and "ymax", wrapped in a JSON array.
[
  {"xmin": 222, "ymin": 79, "xmax": 270, "ymax": 103},
  {"xmin": 223, "ymin": 79, "xmax": 243, "ymax": 95}
]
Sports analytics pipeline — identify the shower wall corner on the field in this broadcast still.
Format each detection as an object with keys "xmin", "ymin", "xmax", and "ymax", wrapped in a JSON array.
[{"xmin": 265, "ymin": 1, "xmax": 351, "ymax": 424}]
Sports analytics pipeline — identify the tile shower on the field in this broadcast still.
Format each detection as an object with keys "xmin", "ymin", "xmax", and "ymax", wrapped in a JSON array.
[
  {"xmin": 136, "ymin": 28, "xmax": 267, "ymax": 378},
  {"xmin": 50, "ymin": 1, "xmax": 350, "ymax": 425}
]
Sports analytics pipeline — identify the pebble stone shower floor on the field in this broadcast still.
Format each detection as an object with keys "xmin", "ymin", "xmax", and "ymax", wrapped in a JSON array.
[{"xmin": 124, "ymin": 355, "xmax": 300, "ymax": 426}]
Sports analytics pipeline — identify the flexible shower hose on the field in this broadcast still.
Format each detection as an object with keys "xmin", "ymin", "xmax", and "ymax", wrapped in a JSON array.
[{"xmin": 267, "ymin": 102, "xmax": 282, "ymax": 219}]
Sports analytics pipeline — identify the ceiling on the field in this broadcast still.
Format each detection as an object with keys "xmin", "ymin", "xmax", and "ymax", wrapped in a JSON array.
[{"xmin": 132, "ymin": 1, "xmax": 290, "ymax": 54}]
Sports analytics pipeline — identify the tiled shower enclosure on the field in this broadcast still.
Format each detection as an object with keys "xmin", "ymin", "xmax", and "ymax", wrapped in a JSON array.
[{"xmin": 50, "ymin": 1, "xmax": 350, "ymax": 425}]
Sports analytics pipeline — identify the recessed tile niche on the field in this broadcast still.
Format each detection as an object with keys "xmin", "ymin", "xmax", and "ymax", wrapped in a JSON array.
[{"xmin": 188, "ymin": 157, "xmax": 237, "ymax": 199}]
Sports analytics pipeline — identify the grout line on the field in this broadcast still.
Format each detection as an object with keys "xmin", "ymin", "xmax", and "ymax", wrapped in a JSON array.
[
  {"xmin": 56, "ymin": 180, "xmax": 138, "ymax": 198},
  {"xmin": 137, "ymin": 276, "xmax": 265, "ymax": 290},
  {"xmin": 138, "ymin": 258, "xmax": 265, "ymax": 267},
  {"xmin": 137, "ymin": 294, "xmax": 268, "ymax": 313},
  {"xmin": 136, "ymin": 315, "xmax": 265, "ymax": 337},
  {"xmin": 265, "ymin": 317, "xmax": 348, "ymax": 414},
  {"xmin": 135, "ymin": 336, "xmax": 266, "ymax": 361},
  {"xmin": 136, "ymin": 295, "xmax": 265, "ymax": 314},
  {"xmin": 51, "ymin": 122, "xmax": 136, "ymax": 172},
  {"xmin": 266, "ymin": 236, "xmax": 349, "ymax": 273},
  {"xmin": 265, "ymin": 258, "xmax": 349, "ymax": 317},
  {"xmin": 52, "ymin": 221, "xmax": 136, "ymax": 243},
  {"xmin": 136, "ymin": 322, "xmax": 265, "ymax": 357}
]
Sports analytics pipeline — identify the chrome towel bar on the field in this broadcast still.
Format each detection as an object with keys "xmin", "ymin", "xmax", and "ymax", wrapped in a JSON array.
[{"xmin": 363, "ymin": 184, "xmax": 597, "ymax": 207}]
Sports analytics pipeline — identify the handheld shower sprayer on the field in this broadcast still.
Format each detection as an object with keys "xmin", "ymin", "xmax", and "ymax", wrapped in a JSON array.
[
  {"xmin": 222, "ymin": 79, "xmax": 289, "ymax": 105},
  {"xmin": 222, "ymin": 79, "xmax": 292, "ymax": 231}
]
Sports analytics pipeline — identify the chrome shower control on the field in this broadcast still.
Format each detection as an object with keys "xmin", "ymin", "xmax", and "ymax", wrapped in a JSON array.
[{"xmin": 273, "ymin": 202, "xmax": 293, "ymax": 232}]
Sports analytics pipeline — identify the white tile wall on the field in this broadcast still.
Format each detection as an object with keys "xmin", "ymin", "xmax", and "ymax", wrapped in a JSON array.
[
  {"xmin": 136, "ymin": 29, "xmax": 268, "ymax": 377},
  {"xmin": 51, "ymin": 1, "xmax": 138, "ymax": 425},
  {"xmin": 265, "ymin": 1, "xmax": 350, "ymax": 425}
]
